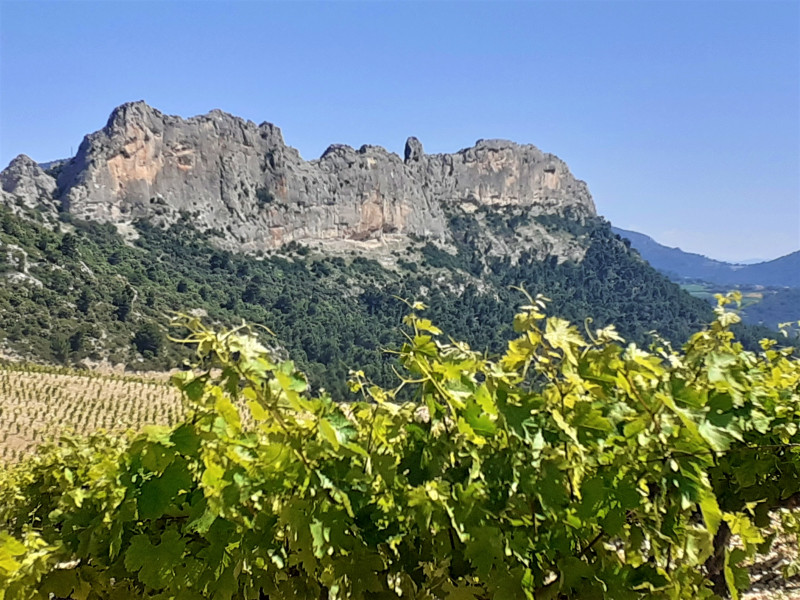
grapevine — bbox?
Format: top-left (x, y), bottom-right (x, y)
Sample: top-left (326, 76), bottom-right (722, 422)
top-left (0, 293), bottom-right (798, 599)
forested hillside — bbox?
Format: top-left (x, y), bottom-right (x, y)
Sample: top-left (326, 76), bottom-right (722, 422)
top-left (1, 203), bottom-right (778, 397)
top-left (611, 227), bottom-right (800, 331)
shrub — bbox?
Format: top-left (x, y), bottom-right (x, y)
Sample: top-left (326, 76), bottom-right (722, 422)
top-left (133, 322), bottom-right (164, 356)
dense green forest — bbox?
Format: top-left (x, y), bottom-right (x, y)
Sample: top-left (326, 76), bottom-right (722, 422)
top-left (0, 204), bottom-right (778, 396)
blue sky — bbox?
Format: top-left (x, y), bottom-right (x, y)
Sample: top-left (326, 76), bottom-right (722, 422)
top-left (1, 1), bottom-right (797, 262)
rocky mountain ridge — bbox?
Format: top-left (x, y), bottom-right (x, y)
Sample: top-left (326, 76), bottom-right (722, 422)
top-left (2, 101), bottom-right (595, 256)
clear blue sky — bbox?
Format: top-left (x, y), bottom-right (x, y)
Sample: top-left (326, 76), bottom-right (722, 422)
top-left (1, 0), bottom-right (797, 262)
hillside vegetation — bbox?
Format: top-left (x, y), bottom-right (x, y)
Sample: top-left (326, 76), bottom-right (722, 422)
top-left (2, 203), bottom-right (780, 397)
top-left (1, 295), bottom-right (798, 599)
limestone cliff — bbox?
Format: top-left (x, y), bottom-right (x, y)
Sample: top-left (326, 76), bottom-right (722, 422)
top-left (0, 155), bottom-right (60, 221)
top-left (2, 101), bottom-right (596, 255)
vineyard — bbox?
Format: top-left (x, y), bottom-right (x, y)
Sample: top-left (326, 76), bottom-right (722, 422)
top-left (0, 364), bottom-right (183, 463)
top-left (1, 297), bottom-right (799, 599)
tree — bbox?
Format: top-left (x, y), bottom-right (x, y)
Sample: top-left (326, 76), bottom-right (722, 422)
top-left (76, 289), bottom-right (93, 315)
top-left (133, 322), bottom-right (163, 356)
top-left (49, 333), bottom-right (70, 363)
top-left (111, 286), bottom-right (134, 321)
top-left (59, 233), bottom-right (79, 258)
top-left (69, 328), bottom-right (87, 353)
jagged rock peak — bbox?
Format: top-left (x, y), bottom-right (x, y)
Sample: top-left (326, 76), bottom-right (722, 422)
top-left (102, 101), bottom-right (286, 145)
top-left (105, 100), bottom-right (159, 129)
top-left (1, 154), bottom-right (55, 194)
top-left (0, 154), bottom-right (59, 218)
top-left (4, 154), bottom-right (40, 171)
top-left (320, 143), bottom-right (356, 159)
top-left (3, 101), bottom-right (598, 254)
top-left (404, 137), bottom-right (423, 163)
top-left (475, 138), bottom-right (514, 148)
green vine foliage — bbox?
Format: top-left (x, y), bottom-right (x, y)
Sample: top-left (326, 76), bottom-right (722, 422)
top-left (1, 293), bottom-right (799, 599)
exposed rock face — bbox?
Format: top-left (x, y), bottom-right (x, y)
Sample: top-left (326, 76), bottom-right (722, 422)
top-left (2, 101), bottom-right (597, 253)
top-left (0, 155), bottom-right (60, 219)
top-left (404, 137), bottom-right (424, 163)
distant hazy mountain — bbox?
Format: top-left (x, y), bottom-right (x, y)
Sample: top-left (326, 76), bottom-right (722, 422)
top-left (612, 227), bottom-right (800, 288)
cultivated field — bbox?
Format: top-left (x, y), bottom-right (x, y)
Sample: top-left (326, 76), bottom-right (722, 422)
top-left (0, 363), bottom-right (184, 463)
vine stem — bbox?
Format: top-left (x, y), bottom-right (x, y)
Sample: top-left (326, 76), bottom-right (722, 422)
top-left (578, 529), bottom-right (604, 558)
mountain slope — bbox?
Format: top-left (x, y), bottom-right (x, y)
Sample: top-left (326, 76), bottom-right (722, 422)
top-left (0, 102), bottom-right (781, 390)
top-left (612, 227), bottom-right (800, 288)
top-left (0, 202), bottom-right (724, 395)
